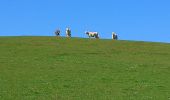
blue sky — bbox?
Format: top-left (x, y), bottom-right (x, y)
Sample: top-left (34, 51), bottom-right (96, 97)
top-left (0, 0), bottom-right (170, 43)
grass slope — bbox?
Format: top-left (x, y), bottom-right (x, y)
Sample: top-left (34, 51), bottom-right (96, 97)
top-left (0, 36), bottom-right (170, 100)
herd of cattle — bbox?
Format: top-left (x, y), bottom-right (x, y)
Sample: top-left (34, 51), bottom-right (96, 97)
top-left (55, 28), bottom-right (118, 40)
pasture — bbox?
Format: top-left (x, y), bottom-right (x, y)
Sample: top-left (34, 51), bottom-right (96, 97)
top-left (0, 36), bottom-right (170, 100)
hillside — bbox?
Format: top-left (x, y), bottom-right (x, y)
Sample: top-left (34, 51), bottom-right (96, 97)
top-left (0, 36), bottom-right (170, 100)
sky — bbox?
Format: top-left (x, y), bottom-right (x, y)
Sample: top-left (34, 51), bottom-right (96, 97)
top-left (0, 0), bottom-right (170, 43)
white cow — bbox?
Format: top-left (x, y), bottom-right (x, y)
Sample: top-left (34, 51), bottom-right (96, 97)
top-left (66, 28), bottom-right (71, 38)
top-left (112, 32), bottom-right (118, 40)
top-left (85, 31), bottom-right (99, 39)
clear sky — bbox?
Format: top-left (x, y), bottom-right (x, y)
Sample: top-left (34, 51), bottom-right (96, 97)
top-left (0, 0), bottom-right (170, 43)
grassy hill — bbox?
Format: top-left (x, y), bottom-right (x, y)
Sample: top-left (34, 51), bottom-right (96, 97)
top-left (0, 36), bottom-right (170, 100)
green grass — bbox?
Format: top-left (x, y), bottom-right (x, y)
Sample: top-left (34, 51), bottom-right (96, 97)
top-left (0, 36), bottom-right (170, 100)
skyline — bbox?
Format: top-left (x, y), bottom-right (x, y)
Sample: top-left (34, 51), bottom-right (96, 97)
top-left (0, 0), bottom-right (170, 43)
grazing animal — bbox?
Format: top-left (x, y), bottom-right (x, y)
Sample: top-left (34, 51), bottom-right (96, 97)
top-left (66, 28), bottom-right (71, 38)
top-left (85, 31), bottom-right (99, 39)
top-left (112, 32), bottom-right (118, 40)
top-left (55, 29), bottom-right (60, 37)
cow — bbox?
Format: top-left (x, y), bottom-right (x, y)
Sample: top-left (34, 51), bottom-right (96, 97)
top-left (55, 29), bottom-right (60, 37)
top-left (66, 28), bottom-right (71, 38)
top-left (85, 31), bottom-right (99, 39)
top-left (112, 32), bottom-right (118, 40)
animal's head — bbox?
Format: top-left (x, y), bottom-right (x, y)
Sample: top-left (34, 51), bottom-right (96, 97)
top-left (66, 28), bottom-right (70, 31)
top-left (112, 32), bottom-right (115, 35)
top-left (85, 31), bottom-right (89, 35)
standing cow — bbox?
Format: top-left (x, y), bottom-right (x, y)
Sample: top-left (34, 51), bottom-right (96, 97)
top-left (112, 32), bottom-right (118, 40)
top-left (55, 29), bottom-right (60, 37)
top-left (85, 31), bottom-right (99, 39)
top-left (66, 28), bottom-right (71, 38)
